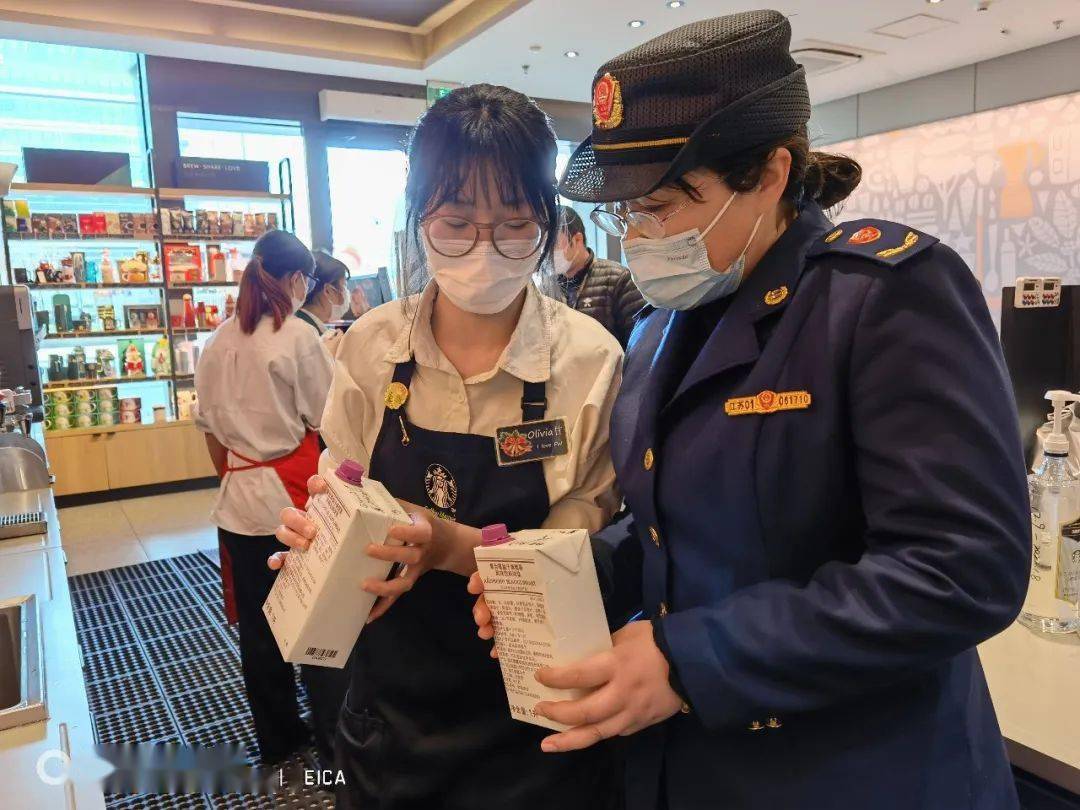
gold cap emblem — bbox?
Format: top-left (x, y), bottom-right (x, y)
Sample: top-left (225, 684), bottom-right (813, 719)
top-left (824, 228), bottom-right (843, 243)
top-left (384, 381), bottom-right (409, 410)
top-left (593, 73), bottom-right (624, 130)
top-left (764, 286), bottom-right (789, 306)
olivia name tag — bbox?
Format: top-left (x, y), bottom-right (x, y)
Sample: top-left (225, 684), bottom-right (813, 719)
top-left (725, 390), bottom-right (812, 417)
top-left (494, 418), bottom-right (569, 466)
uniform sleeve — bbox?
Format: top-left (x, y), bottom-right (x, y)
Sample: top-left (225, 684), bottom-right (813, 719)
top-left (591, 512), bottom-right (645, 631)
top-left (542, 350), bottom-right (624, 534)
top-left (658, 246), bottom-right (1031, 729)
top-left (318, 329), bottom-right (378, 470)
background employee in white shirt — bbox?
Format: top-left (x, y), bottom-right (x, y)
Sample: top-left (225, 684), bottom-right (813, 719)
top-left (194, 230), bottom-right (333, 765)
top-left (297, 250), bottom-right (350, 336)
top-left (271, 84), bottom-right (624, 809)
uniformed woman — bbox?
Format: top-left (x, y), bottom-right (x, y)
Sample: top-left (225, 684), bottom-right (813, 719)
top-left (271, 84), bottom-right (624, 809)
top-left (194, 230), bottom-right (333, 764)
top-left (470, 12), bottom-right (1031, 810)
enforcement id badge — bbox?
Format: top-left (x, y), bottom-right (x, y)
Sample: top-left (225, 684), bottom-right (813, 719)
top-left (494, 418), bottom-right (569, 467)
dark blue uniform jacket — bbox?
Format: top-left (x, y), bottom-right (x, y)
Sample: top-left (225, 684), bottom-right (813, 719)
top-left (597, 202), bottom-right (1031, 810)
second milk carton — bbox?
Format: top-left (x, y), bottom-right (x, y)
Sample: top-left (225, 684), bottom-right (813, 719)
top-left (473, 525), bottom-right (612, 730)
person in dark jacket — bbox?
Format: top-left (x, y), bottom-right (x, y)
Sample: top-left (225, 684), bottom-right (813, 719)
top-left (555, 205), bottom-right (646, 347)
top-left (471, 11), bottom-right (1031, 810)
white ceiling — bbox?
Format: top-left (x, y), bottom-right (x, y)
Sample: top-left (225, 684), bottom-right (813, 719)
top-left (404, 0), bottom-right (1080, 103)
top-left (2, 0), bottom-right (1077, 105)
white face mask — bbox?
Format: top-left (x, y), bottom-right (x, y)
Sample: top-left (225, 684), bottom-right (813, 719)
top-left (423, 234), bottom-right (536, 315)
top-left (623, 191), bottom-right (762, 311)
top-left (327, 285), bottom-right (350, 321)
top-left (290, 274), bottom-right (308, 314)
top-left (554, 242), bottom-right (574, 276)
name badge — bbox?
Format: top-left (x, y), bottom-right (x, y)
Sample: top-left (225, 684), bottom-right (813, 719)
top-left (494, 418), bottom-right (569, 466)
top-left (725, 389), bottom-right (812, 416)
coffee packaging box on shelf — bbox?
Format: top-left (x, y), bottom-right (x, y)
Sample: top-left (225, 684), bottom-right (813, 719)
top-left (60, 214), bottom-right (79, 237)
top-left (196, 210), bottom-right (210, 235)
top-left (263, 459), bottom-right (411, 668)
top-left (31, 215), bottom-right (48, 238)
top-left (105, 213), bottom-right (122, 236)
top-left (2, 200), bottom-right (16, 233)
top-left (473, 527), bottom-right (612, 731)
top-left (93, 213), bottom-right (107, 234)
top-left (232, 211), bottom-right (244, 237)
top-left (243, 213), bottom-right (256, 236)
top-left (218, 212), bottom-right (233, 235)
top-left (119, 213), bottom-right (134, 236)
top-left (159, 210), bottom-right (172, 236)
top-left (77, 214), bottom-right (95, 236)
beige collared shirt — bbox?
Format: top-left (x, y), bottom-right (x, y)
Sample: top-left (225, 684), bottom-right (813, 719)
top-left (320, 281), bottom-right (623, 532)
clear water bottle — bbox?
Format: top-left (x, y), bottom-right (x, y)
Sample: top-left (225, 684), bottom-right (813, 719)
top-left (1018, 391), bottom-right (1080, 635)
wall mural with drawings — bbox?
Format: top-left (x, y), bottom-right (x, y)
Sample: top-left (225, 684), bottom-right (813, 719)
top-left (828, 89), bottom-right (1080, 325)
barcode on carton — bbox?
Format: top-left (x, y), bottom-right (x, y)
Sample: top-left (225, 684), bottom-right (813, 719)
top-left (304, 646), bottom-right (339, 661)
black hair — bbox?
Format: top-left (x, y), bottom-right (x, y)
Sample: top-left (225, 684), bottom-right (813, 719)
top-left (675, 129), bottom-right (862, 211)
top-left (305, 250), bottom-right (350, 306)
top-left (237, 230), bottom-right (314, 334)
top-left (559, 205), bottom-right (587, 244)
top-left (402, 83), bottom-right (559, 295)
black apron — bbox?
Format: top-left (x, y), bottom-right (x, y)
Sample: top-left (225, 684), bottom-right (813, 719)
top-left (335, 358), bottom-right (621, 810)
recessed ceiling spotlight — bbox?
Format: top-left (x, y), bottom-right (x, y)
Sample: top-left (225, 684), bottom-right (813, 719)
top-left (565, 50), bottom-right (580, 58)
top-left (529, 44), bottom-right (542, 53)
top-left (667, 1), bottom-right (686, 8)
top-left (925, 0), bottom-right (943, 4)
top-left (628, 19), bottom-right (646, 28)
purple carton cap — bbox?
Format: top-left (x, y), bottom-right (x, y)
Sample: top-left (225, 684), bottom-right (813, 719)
top-left (335, 459), bottom-right (365, 486)
top-left (480, 523), bottom-right (511, 546)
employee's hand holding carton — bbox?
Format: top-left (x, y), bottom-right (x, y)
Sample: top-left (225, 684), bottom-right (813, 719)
top-left (269, 472), bottom-right (481, 620)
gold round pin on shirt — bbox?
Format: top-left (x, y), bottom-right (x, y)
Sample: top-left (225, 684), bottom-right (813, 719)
top-left (764, 286), bottom-right (789, 306)
top-left (384, 382), bottom-right (409, 410)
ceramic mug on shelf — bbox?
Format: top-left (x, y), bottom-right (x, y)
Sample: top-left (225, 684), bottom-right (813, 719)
top-left (119, 397), bottom-right (142, 411)
top-left (75, 399), bottom-right (97, 415)
top-left (119, 409), bottom-right (141, 424)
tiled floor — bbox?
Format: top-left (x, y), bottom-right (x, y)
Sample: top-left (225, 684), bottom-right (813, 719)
top-left (60, 488), bottom-right (220, 575)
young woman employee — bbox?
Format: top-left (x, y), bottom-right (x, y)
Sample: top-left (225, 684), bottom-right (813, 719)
top-left (473, 12), bottom-right (1030, 810)
top-left (194, 230), bottom-right (333, 764)
top-left (296, 250), bottom-right (350, 335)
top-left (272, 84), bottom-right (624, 809)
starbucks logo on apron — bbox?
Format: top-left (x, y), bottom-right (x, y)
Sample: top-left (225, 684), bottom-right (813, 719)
top-left (425, 464), bottom-right (458, 510)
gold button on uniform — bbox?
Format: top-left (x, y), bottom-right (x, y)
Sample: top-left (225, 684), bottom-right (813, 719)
top-left (766, 716), bottom-right (782, 729)
top-left (643, 448), bottom-right (655, 470)
top-left (648, 526), bottom-right (660, 547)
top-left (748, 720), bottom-right (764, 732)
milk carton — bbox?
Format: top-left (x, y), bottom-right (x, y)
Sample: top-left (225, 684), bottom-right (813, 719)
top-left (263, 459), bottom-right (411, 668)
top-left (473, 525), bottom-right (612, 730)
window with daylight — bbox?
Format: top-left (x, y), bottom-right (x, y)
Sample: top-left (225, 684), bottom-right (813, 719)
top-left (0, 39), bottom-right (150, 185)
top-left (178, 114), bottom-right (312, 247)
top-left (556, 140), bottom-right (611, 261)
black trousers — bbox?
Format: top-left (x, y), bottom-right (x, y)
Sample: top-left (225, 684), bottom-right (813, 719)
top-left (218, 528), bottom-right (348, 764)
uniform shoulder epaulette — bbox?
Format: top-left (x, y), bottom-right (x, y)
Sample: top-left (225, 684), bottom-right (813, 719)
top-left (807, 219), bottom-right (938, 267)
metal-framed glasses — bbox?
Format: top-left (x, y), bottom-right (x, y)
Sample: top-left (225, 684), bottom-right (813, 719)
top-left (590, 178), bottom-right (723, 239)
top-left (423, 216), bottom-right (545, 259)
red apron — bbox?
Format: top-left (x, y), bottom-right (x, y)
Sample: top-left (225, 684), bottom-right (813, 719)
top-left (217, 430), bottom-right (321, 624)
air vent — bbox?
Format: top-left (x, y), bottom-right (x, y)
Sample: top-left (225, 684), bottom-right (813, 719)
top-left (872, 13), bottom-right (956, 40)
top-left (791, 47), bottom-right (862, 76)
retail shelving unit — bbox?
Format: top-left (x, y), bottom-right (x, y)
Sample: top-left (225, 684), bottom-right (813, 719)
top-left (1, 162), bottom-right (294, 495)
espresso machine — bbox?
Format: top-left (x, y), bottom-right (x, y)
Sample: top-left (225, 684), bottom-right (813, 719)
top-left (0, 285), bottom-right (50, 497)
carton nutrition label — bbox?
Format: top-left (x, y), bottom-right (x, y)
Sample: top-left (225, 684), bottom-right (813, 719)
top-left (478, 556), bottom-right (556, 720)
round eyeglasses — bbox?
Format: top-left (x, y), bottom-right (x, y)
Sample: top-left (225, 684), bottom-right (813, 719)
top-left (423, 216), bottom-right (545, 260)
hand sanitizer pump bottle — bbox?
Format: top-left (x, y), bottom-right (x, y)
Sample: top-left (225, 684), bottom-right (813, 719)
top-left (1019, 390), bottom-right (1080, 635)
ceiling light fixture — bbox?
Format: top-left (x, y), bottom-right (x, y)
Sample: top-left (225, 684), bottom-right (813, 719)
top-left (667, 1), bottom-right (686, 8)
top-left (925, 0), bottom-right (943, 4)
top-left (565, 50), bottom-right (579, 58)
top-left (629, 19), bottom-right (646, 28)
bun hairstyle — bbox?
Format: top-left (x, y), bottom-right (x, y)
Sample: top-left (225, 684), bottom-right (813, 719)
top-left (678, 129), bottom-right (862, 210)
top-left (237, 230), bottom-right (314, 334)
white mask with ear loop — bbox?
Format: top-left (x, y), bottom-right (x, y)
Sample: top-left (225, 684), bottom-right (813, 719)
top-left (622, 191), bottom-right (763, 311)
top-left (327, 285), bottom-right (350, 321)
top-left (290, 273), bottom-right (309, 314)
